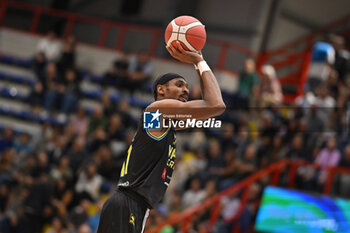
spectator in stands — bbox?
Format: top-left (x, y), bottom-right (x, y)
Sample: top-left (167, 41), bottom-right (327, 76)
top-left (51, 177), bottom-right (73, 217)
top-left (100, 92), bottom-right (115, 117)
top-left (77, 223), bottom-right (92, 233)
top-left (206, 139), bottom-right (225, 180)
top-left (43, 63), bottom-right (60, 113)
top-left (116, 98), bottom-right (135, 129)
top-left (32, 52), bottom-right (47, 80)
top-left (102, 52), bottom-right (130, 87)
top-left (57, 35), bottom-right (76, 75)
top-left (330, 35), bottom-right (350, 84)
top-left (28, 82), bottom-right (45, 112)
top-left (234, 58), bottom-right (260, 109)
top-left (59, 68), bottom-right (80, 114)
top-left (315, 136), bottom-right (341, 184)
top-left (14, 133), bottom-right (33, 158)
top-left (307, 41), bottom-right (335, 92)
top-left (68, 199), bottom-right (90, 228)
top-left (95, 144), bottom-right (118, 183)
top-left (285, 134), bottom-right (307, 161)
top-left (182, 178), bottom-right (206, 208)
top-left (45, 217), bottom-right (65, 233)
top-left (124, 53), bottom-right (153, 93)
top-left (87, 105), bottom-right (108, 135)
top-left (75, 163), bottom-right (103, 201)
top-left (36, 31), bottom-right (61, 62)
top-left (69, 107), bottom-right (89, 136)
top-left (67, 137), bottom-right (88, 173)
top-left (219, 123), bottom-right (237, 152)
top-left (235, 144), bottom-right (258, 179)
top-left (50, 156), bottom-right (73, 181)
top-left (0, 128), bottom-right (14, 153)
top-left (259, 65), bottom-right (282, 107)
top-left (216, 148), bottom-right (237, 191)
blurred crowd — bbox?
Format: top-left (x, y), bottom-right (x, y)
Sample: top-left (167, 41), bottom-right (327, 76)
top-left (0, 30), bottom-right (350, 233)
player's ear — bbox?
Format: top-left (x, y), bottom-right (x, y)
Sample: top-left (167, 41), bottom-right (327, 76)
top-left (157, 85), bottom-right (166, 96)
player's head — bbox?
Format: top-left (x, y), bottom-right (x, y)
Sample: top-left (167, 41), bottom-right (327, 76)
top-left (153, 73), bottom-right (189, 102)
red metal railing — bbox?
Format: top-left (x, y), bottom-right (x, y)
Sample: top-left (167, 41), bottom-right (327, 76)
top-left (0, 0), bottom-right (349, 101)
top-left (257, 13), bottom-right (350, 102)
top-left (0, 0), bottom-right (255, 70)
top-left (146, 160), bottom-right (350, 233)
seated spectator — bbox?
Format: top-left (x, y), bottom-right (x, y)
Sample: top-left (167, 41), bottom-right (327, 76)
top-left (285, 134), bottom-right (307, 161)
top-left (315, 136), bottom-right (341, 184)
top-left (70, 107), bottom-right (89, 136)
top-left (0, 128), bottom-right (14, 153)
top-left (107, 113), bottom-right (125, 142)
top-left (232, 58), bottom-right (260, 109)
top-left (67, 137), bottom-right (88, 173)
top-left (206, 139), bottom-right (225, 180)
top-left (102, 52), bottom-right (130, 87)
top-left (36, 31), bottom-right (61, 63)
top-left (59, 68), bottom-right (80, 114)
top-left (50, 156), bottom-right (73, 182)
top-left (14, 133), bottom-right (33, 158)
top-left (87, 105), bottom-right (108, 135)
top-left (43, 63), bottom-right (60, 113)
top-left (57, 35), bottom-right (76, 75)
top-left (100, 92), bottom-right (115, 117)
top-left (32, 52), bottom-right (47, 80)
top-left (182, 178), bottom-right (206, 208)
top-left (235, 144), bottom-right (258, 179)
top-left (28, 82), bottom-right (45, 112)
top-left (260, 65), bottom-right (282, 107)
top-left (44, 217), bottom-right (65, 233)
top-left (77, 223), bottom-right (92, 233)
top-left (116, 98), bottom-right (135, 129)
top-left (75, 163), bottom-right (103, 201)
top-left (68, 199), bottom-right (90, 228)
top-left (123, 53), bottom-right (153, 93)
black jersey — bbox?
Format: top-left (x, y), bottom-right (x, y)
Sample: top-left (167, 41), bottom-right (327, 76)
top-left (117, 122), bottom-right (176, 208)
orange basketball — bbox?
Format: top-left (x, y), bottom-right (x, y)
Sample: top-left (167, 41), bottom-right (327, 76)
top-left (165, 16), bottom-right (206, 52)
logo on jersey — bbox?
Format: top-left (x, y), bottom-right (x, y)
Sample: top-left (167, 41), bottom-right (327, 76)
top-left (129, 214), bottom-right (135, 226)
top-left (143, 110), bottom-right (161, 129)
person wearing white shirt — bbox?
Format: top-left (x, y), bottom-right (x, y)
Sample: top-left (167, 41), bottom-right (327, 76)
top-left (36, 31), bottom-right (62, 62)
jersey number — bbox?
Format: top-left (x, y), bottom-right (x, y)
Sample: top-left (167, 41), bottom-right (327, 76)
top-left (120, 145), bottom-right (132, 177)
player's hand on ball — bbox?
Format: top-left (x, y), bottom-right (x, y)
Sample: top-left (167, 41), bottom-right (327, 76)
top-left (166, 41), bottom-right (204, 65)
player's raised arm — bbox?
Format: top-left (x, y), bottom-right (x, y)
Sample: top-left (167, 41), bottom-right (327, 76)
top-left (148, 42), bottom-right (225, 120)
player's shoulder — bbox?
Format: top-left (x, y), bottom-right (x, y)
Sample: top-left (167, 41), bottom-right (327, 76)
top-left (146, 99), bottom-right (181, 111)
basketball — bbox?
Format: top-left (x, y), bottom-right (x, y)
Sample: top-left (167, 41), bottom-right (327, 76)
top-left (165, 15), bottom-right (206, 52)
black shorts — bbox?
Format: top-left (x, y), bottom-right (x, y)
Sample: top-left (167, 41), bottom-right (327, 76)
top-left (97, 189), bottom-right (150, 233)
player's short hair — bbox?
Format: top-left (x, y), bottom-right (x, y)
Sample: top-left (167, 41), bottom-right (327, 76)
top-left (152, 73), bottom-right (185, 100)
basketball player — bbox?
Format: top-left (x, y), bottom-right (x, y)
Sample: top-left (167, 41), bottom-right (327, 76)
top-left (96, 42), bottom-right (225, 233)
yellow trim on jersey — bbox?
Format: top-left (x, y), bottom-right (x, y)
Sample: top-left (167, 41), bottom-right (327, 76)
top-left (146, 127), bottom-right (170, 139)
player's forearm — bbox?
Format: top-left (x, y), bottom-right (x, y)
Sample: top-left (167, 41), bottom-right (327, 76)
top-left (197, 63), bottom-right (226, 113)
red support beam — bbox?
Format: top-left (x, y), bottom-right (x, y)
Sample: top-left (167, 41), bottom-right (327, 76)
top-left (115, 25), bottom-right (127, 51)
top-left (64, 15), bottom-right (76, 37)
top-left (30, 7), bottom-right (41, 34)
top-left (323, 167), bottom-right (336, 195)
top-left (149, 30), bottom-right (161, 57)
top-left (0, 0), bottom-right (8, 26)
top-left (181, 215), bottom-right (193, 233)
top-left (288, 163), bottom-right (298, 189)
top-left (217, 43), bottom-right (229, 69)
top-left (208, 199), bottom-right (221, 231)
top-left (98, 22), bottom-right (110, 47)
